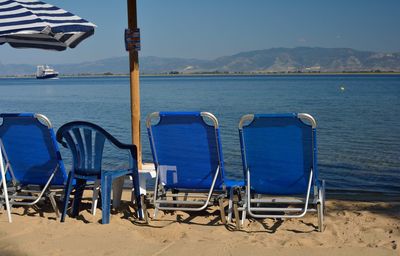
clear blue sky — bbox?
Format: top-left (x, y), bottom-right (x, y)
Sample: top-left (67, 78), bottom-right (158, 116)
top-left (1, 0), bottom-right (399, 64)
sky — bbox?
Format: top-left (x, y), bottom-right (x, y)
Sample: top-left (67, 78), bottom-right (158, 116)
top-left (1, 0), bottom-right (400, 64)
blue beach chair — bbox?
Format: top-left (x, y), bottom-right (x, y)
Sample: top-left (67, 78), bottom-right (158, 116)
top-left (235, 113), bottom-right (325, 231)
top-left (0, 113), bottom-right (67, 219)
top-left (146, 112), bottom-right (239, 222)
top-left (56, 121), bottom-right (143, 224)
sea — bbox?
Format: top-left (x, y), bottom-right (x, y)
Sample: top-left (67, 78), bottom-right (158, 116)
top-left (0, 75), bottom-right (399, 195)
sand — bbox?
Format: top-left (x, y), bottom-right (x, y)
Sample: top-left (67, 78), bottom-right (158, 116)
top-left (0, 191), bottom-right (399, 256)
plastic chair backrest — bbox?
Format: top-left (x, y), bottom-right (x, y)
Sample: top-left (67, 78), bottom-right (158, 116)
top-left (0, 113), bottom-right (67, 186)
top-left (56, 122), bottom-right (111, 176)
top-left (147, 112), bottom-right (225, 190)
top-left (240, 113), bottom-right (316, 195)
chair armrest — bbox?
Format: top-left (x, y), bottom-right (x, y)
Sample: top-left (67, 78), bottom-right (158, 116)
top-left (107, 137), bottom-right (138, 163)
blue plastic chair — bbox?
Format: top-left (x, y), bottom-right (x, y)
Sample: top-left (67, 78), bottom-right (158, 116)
top-left (235, 113), bottom-right (325, 231)
top-left (147, 111), bottom-right (241, 222)
top-left (0, 113), bottom-right (67, 219)
top-left (56, 121), bottom-right (143, 224)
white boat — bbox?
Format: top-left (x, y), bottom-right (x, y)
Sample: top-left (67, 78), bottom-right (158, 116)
top-left (36, 65), bottom-right (59, 79)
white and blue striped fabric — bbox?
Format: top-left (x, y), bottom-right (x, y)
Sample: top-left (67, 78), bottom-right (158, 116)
top-left (0, 0), bottom-right (95, 51)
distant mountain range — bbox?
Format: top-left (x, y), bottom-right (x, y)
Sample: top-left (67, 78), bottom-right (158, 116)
top-left (1, 47), bottom-right (400, 76)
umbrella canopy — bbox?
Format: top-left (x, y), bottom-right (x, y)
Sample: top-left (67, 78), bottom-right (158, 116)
top-left (0, 0), bottom-right (95, 51)
top-left (0, 0), bottom-right (95, 224)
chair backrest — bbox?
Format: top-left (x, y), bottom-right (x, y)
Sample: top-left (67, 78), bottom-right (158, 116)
top-left (56, 121), bottom-right (116, 176)
top-left (147, 112), bottom-right (225, 190)
top-left (0, 113), bottom-right (67, 186)
top-left (239, 113), bottom-right (317, 195)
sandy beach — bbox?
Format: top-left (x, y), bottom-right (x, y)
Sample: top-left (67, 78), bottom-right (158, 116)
top-left (0, 190), bottom-right (399, 256)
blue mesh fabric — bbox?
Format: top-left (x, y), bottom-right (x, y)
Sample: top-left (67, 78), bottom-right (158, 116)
top-left (0, 114), bottom-right (66, 186)
top-left (241, 114), bottom-right (313, 195)
top-left (149, 112), bottom-right (224, 190)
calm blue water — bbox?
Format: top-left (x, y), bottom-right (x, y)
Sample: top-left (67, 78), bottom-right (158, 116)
top-left (0, 75), bottom-right (399, 194)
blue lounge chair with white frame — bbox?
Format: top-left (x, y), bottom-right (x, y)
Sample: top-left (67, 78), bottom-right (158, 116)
top-left (56, 121), bottom-right (143, 224)
top-left (146, 112), bottom-right (240, 222)
top-left (0, 113), bottom-right (67, 221)
top-left (233, 113), bottom-right (325, 231)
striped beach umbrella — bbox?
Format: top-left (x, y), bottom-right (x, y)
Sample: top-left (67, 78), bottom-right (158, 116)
top-left (0, 0), bottom-right (95, 51)
top-left (0, 0), bottom-right (95, 224)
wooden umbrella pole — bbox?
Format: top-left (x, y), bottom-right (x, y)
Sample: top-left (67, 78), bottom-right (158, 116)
top-left (127, 0), bottom-right (142, 169)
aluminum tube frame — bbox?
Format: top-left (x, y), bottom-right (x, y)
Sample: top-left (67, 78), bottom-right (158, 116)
top-left (246, 168), bottom-right (314, 219)
top-left (6, 165), bottom-right (59, 207)
top-left (0, 142), bottom-right (12, 223)
top-left (154, 166), bottom-right (221, 212)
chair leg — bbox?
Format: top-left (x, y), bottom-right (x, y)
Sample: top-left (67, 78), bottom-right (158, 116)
top-left (140, 194), bottom-right (148, 223)
top-left (227, 188), bottom-right (234, 222)
top-left (71, 179), bottom-right (86, 217)
top-left (317, 183), bottom-right (325, 232)
top-left (152, 184), bottom-right (162, 220)
top-left (153, 205), bottom-right (159, 219)
top-left (1, 160), bottom-right (12, 223)
top-left (91, 179), bottom-right (100, 216)
top-left (232, 189), bottom-right (241, 229)
top-left (48, 191), bottom-right (60, 219)
top-left (241, 207), bottom-right (247, 226)
top-left (218, 197), bottom-right (227, 224)
top-left (101, 173), bottom-right (112, 224)
top-left (317, 202), bottom-right (324, 232)
top-left (131, 170), bottom-right (143, 220)
top-left (61, 172), bottom-right (74, 222)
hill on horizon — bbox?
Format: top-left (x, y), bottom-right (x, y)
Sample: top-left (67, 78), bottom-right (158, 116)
top-left (1, 47), bottom-right (400, 76)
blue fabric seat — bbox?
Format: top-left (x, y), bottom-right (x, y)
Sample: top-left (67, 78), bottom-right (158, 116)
top-left (146, 111), bottom-right (237, 222)
top-left (234, 113), bottom-right (325, 231)
top-left (0, 113), bottom-right (67, 220)
top-left (56, 121), bottom-right (142, 224)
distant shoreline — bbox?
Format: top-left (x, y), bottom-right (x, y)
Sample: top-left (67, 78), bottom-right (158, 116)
top-left (1, 72), bottom-right (400, 79)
